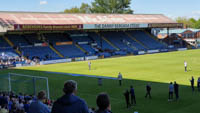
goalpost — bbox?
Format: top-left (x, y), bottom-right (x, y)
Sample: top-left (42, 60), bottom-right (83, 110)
top-left (7, 73), bottom-right (50, 99)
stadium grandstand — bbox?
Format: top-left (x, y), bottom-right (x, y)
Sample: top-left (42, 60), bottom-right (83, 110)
top-left (0, 11), bottom-right (184, 68)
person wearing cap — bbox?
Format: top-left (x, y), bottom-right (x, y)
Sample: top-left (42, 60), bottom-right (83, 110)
top-left (51, 80), bottom-right (89, 113)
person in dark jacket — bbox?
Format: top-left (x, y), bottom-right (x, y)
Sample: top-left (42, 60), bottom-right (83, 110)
top-left (145, 83), bottom-right (152, 99)
top-left (51, 80), bottom-right (89, 113)
top-left (0, 93), bottom-right (8, 107)
top-left (130, 86), bottom-right (136, 105)
top-left (197, 77), bottom-right (200, 91)
top-left (174, 81), bottom-right (179, 100)
top-left (190, 76), bottom-right (194, 92)
top-left (124, 89), bottom-right (130, 108)
top-left (95, 93), bottom-right (112, 113)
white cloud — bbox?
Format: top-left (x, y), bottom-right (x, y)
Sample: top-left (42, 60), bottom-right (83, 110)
top-left (192, 11), bottom-right (200, 15)
top-left (40, 1), bottom-right (48, 5)
top-left (189, 11), bottom-right (200, 19)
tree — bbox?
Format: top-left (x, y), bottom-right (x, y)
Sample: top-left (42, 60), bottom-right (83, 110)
top-left (176, 17), bottom-right (192, 28)
top-left (90, 0), bottom-right (133, 14)
top-left (189, 18), bottom-right (197, 28)
top-left (195, 19), bottom-right (200, 29)
top-left (176, 17), bottom-right (200, 29)
top-left (64, 3), bottom-right (91, 13)
top-left (64, 7), bottom-right (81, 13)
top-left (79, 3), bottom-right (91, 13)
top-left (64, 0), bottom-right (133, 14)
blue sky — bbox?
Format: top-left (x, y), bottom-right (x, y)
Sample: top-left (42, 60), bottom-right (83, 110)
top-left (0, 0), bottom-right (200, 19)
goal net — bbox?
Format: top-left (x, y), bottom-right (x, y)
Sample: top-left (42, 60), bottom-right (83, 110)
top-left (0, 73), bottom-right (50, 99)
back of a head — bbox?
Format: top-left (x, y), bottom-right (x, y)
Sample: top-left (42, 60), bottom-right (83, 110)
top-left (96, 93), bottom-right (110, 111)
top-left (63, 80), bottom-right (77, 94)
top-left (37, 91), bottom-right (46, 100)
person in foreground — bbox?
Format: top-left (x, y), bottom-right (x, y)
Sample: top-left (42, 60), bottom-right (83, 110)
top-left (29, 91), bottom-right (51, 113)
top-left (95, 93), bottom-right (112, 113)
top-left (51, 80), bottom-right (89, 113)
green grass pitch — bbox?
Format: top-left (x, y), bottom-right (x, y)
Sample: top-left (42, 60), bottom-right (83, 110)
top-left (1, 49), bottom-right (200, 113)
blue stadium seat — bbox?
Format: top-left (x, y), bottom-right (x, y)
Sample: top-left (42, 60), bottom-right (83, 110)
top-left (87, 32), bottom-right (115, 50)
top-left (7, 34), bottom-right (29, 46)
top-left (21, 46), bottom-right (60, 60)
top-left (0, 36), bottom-right (10, 47)
top-left (128, 31), bottom-right (166, 50)
top-left (54, 45), bottom-right (85, 58)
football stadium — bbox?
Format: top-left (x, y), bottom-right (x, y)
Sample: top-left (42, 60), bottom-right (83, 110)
top-left (0, 9), bottom-right (200, 113)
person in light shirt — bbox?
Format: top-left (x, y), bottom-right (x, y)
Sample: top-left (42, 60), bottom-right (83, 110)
top-left (168, 82), bottom-right (174, 101)
top-left (118, 72), bottom-right (123, 86)
top-left (88, 61), bottom-right (91, 70)
top-left (184, 61), bottom-right (187, 72)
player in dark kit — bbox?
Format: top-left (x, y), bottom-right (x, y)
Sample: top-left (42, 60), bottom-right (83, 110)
top-left (130, 86), bottom-right (136, 105)
top-left (190, 76), bottom-right (194, 92)
top-left (197, 77), bottom-right (200, 91)
top-left (174, 81), bottom-right (179, 100)
top-left (124, 89), bottom-right (130, 108)
top-left (145, 83), bottom-right (152, 99)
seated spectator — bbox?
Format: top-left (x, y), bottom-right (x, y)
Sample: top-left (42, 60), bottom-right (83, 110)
top-left (0, 104), bottom-right (8, 113)
top-left (29, 91), bottom-right (50, 113)
top-left (51, 80), bottom-right (89, 113)
top-left (95, 93), bottom-right (112, 113)
top-left (88, 107), bottom-right (95, 113)
top-left (23, 100), bottom-right (30, 113)
top-left (0, 94), bottom-right (8, 107)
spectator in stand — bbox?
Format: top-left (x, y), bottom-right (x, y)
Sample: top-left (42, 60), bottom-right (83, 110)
top-left (118, 72), bottom-right (122, 86)
top-left (168, 82), bottom-right (174, 101)
top-left (23, 100), bottom-right (30, 113)
top-left (190, 76), bottom-right (195, 92)
top-left (124, 89), bottom-right (130, 108)
top-left (0, 104), bottom-right (8, 113)
top-left (51, 80), bottom-right (89, 113)
top-left (145, 83), bottom-right (152, 99)
top-left (95, 93), bottom-right (112, 113)
top-left (29, 91), bottom-right (50, 113)
top-left (0, 94), bottom-right (8, 107)
top-left (89, 107), bottom-right (95, 113)
top-left (174, 81), bottom-right (179, 100)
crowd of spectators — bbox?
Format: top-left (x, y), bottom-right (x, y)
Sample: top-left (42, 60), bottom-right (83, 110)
top-left (0, 80), bottom-right (112, 113)
top-left (0, 91), bottom-right (53, 113)
top-left (0, 52), bottom-right (35, 69)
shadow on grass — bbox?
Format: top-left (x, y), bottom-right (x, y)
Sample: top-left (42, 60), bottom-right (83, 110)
top-left (0, 69), bottom-right (200, 113)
